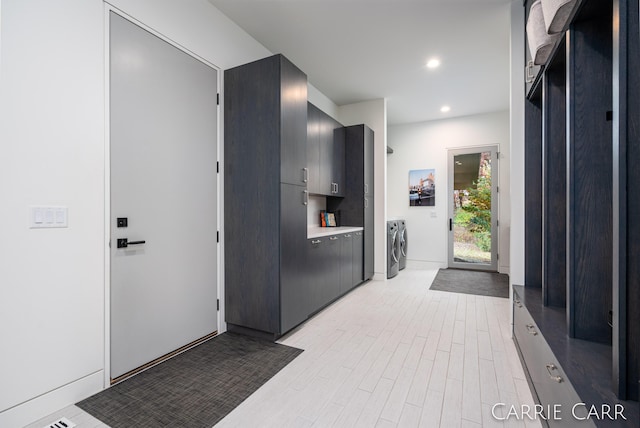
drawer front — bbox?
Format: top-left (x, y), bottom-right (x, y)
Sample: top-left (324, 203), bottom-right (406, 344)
top-left (513, 298), bottom-right (593, 427)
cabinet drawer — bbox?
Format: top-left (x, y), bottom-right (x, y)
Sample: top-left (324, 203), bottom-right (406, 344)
top-left (513, 297), bottom-right (592, 426)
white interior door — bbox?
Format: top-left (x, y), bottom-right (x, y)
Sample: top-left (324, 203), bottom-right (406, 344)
top-left (447, 146), bottom-right (499, 271)
top-left (110, 12), bottom-right (218, 380)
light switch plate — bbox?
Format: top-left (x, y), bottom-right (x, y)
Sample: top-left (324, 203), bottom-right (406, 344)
top-left (30, 206), bottom-right (68, 228)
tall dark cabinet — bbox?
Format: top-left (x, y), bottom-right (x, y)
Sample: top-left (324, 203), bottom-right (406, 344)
top-left (224, 54), bottom-right (309, 338)
top-left (518, 0), bottom-right (639, 423)
top-left (328, 124), bottom-right (374, 281)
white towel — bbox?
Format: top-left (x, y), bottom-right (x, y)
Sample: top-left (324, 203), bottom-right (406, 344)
top-left (527, 0), bottom-right (561, 65)
top-left (541, 0), bottom-right (577, 34)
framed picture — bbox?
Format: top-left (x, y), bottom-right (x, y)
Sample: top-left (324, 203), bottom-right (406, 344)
top-left (409, 169), bottom-right (435, 206)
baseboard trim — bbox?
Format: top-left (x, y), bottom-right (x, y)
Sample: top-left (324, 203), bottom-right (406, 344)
top-left (0, 370), bottom-right (104, 428)
top-left (406, 260), bottom-right (447, 270)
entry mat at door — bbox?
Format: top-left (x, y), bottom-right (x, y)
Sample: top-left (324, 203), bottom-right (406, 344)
top-left (429, 268), bottom-right (509, 298)
top-left (77, 333), bottom-right (302, 428)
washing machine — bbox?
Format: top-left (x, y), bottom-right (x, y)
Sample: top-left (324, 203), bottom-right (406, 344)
top-left (398, 219), bottom-right (408, 270)
top-left (387, 220), bottom-right (399, 279)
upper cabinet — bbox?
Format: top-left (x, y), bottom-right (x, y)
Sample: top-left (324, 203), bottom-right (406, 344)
top-left (226, 54), bottom-right (307, 187)
top-left (307, 102), bottom-right (345, 197)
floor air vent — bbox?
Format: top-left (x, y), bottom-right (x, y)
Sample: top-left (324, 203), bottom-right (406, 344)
top-left (42, 417), bottom-right (76, 428)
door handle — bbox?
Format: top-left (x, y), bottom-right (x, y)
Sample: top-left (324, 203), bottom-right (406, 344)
top-left (302, 168), bottom-right (308, 183)
top-left (117, 238), bottom-right (146, 249)
top-left (526, 324), bottom-right (538, 335)
top-left (449, 218), bottom-right (453, 231)
top-left (303, 190), bottom-right (308, 206)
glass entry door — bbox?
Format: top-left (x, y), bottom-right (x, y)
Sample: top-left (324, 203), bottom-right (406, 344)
top-left (447, 146), bottom-right (499, 271)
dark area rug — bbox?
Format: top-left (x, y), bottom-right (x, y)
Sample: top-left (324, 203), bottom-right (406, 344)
top-left (429, 268), bottom-right (509, 298)
top-left (77, 332), bottom-right (302, 428)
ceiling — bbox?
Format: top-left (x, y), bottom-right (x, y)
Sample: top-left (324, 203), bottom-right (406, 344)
top-left (208, 0), bottom-right (512, 125)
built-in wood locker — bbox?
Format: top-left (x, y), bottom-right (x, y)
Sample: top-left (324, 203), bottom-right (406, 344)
top-left (613, 0), bottom-right (640, 402)
top-left (224, 54), bottom-right (309, 338)
top-left (517, 0), bottom-right (639, 423)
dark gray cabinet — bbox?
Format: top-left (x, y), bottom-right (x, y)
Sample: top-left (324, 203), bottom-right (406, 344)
top-left (307, 102), bottom-right (344, 196)
top-left (328, 124), bottom-right (375, 281)
top-left (307, 236), bottom-right (340, 310)
top-left (339, 233), bottom-right (354, 294)
top-left (224, 54), bottom-right (308, 338)
top-left (281, 183), bottom-right (312, 333)
top-left (307, 232), bottom-right (362, 314)
top-left (307, 103), bottom-right (321, 194)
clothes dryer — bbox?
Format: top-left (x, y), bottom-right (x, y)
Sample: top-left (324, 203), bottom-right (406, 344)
top-left (398, 219), bottom-right (408, 270)
top-left (387, 220), bottom-right (399, 279)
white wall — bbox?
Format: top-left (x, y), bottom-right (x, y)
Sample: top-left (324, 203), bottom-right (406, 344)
top-left (509, 0), bottom-right (525, 286)
top-left (338, 99), bottom-right (388, 279)
top-left (0, 1), bottom-right (274, 426)
top-left (387, 111), bottom-right (511, 273)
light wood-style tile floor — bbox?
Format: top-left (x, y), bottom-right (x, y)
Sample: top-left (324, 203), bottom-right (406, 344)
top-left (27, 268), bottom-right (540, 428)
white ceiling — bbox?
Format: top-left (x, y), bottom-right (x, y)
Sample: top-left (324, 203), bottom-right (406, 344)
top-left (208, 0), bottom-right (512, 125)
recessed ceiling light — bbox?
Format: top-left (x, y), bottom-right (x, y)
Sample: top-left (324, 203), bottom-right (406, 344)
top-left (440, 105), bottom-right (451, 113)
top-left (426, 58), bottom-right (441, 69)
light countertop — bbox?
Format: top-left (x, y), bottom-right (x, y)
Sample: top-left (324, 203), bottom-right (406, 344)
top-left (307, 226), bottom-right (364, 239)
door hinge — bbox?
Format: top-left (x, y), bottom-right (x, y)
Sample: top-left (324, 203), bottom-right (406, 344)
top-left (217, 93), bottom-right (220, 105)
top-left (217, 161), bottom-right (219, 173)
top-left (497, 151), bottom-right (500, 159)
top-left (217, 299), bottom-right (220, 311)
top-left (217, 231), bottom-right (219, 242)
top-left (497, 253), bottom-right (500, 261)
top-left (496, 186), bottom-right (499, 193)
top-left (496, 220), bottom-right (499, 227)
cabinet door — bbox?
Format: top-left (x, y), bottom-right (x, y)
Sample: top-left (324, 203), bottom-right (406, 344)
top-left (307, 103), bottom-right (321, 194)
top-left (280, 56), bottom-right (308, 186)
top-left (364, 197), bottom-right (374, 281)
top-left (318, 113), bottom-right (333, 195)
top-left (324, 235), bottom-right (341, 305)
top-left (280, 183), bottom-right (310, 334)
top-left (352, 232), bottom-right (364, 286)
top-left (332, 121), bottom-right (345, 197)
top-left (339, 234), bottom-right (353, 294)
top-left (364, 125), bottom-right (374, 197)
top-left (307, 238), bottom-right (324, 313)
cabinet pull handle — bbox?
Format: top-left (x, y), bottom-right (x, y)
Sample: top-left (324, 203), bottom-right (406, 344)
top-left (335, 183), bottom-right (339, 194)
top-left (302, 168), bottom-right (308, 183)
top-left (356, 232), bottom-right (362, 236)
top-left (515, 299), bottom-right (523, 308)
top-left (526, 324), bottom-right (538, 336)
top-left (365, 198), bottom-right (369, 208)
top-left (525, 60), bottom-right (535, 83)
top-left (303, 190), bottom-right (308, 206)
top-left (545, 364), bottom-right (563, 383)
top-left (329, 236), bottom-right (338, 241)
top-left (364, 184), bottom-right (369, 194)
top-left (311, 239), bottom-right (321, 244)
top-left (344, 234), bottom-right (351, 238)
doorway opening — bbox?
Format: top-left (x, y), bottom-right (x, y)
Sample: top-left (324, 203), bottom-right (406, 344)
top-left (448, 146), bottom-right (499, 271)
